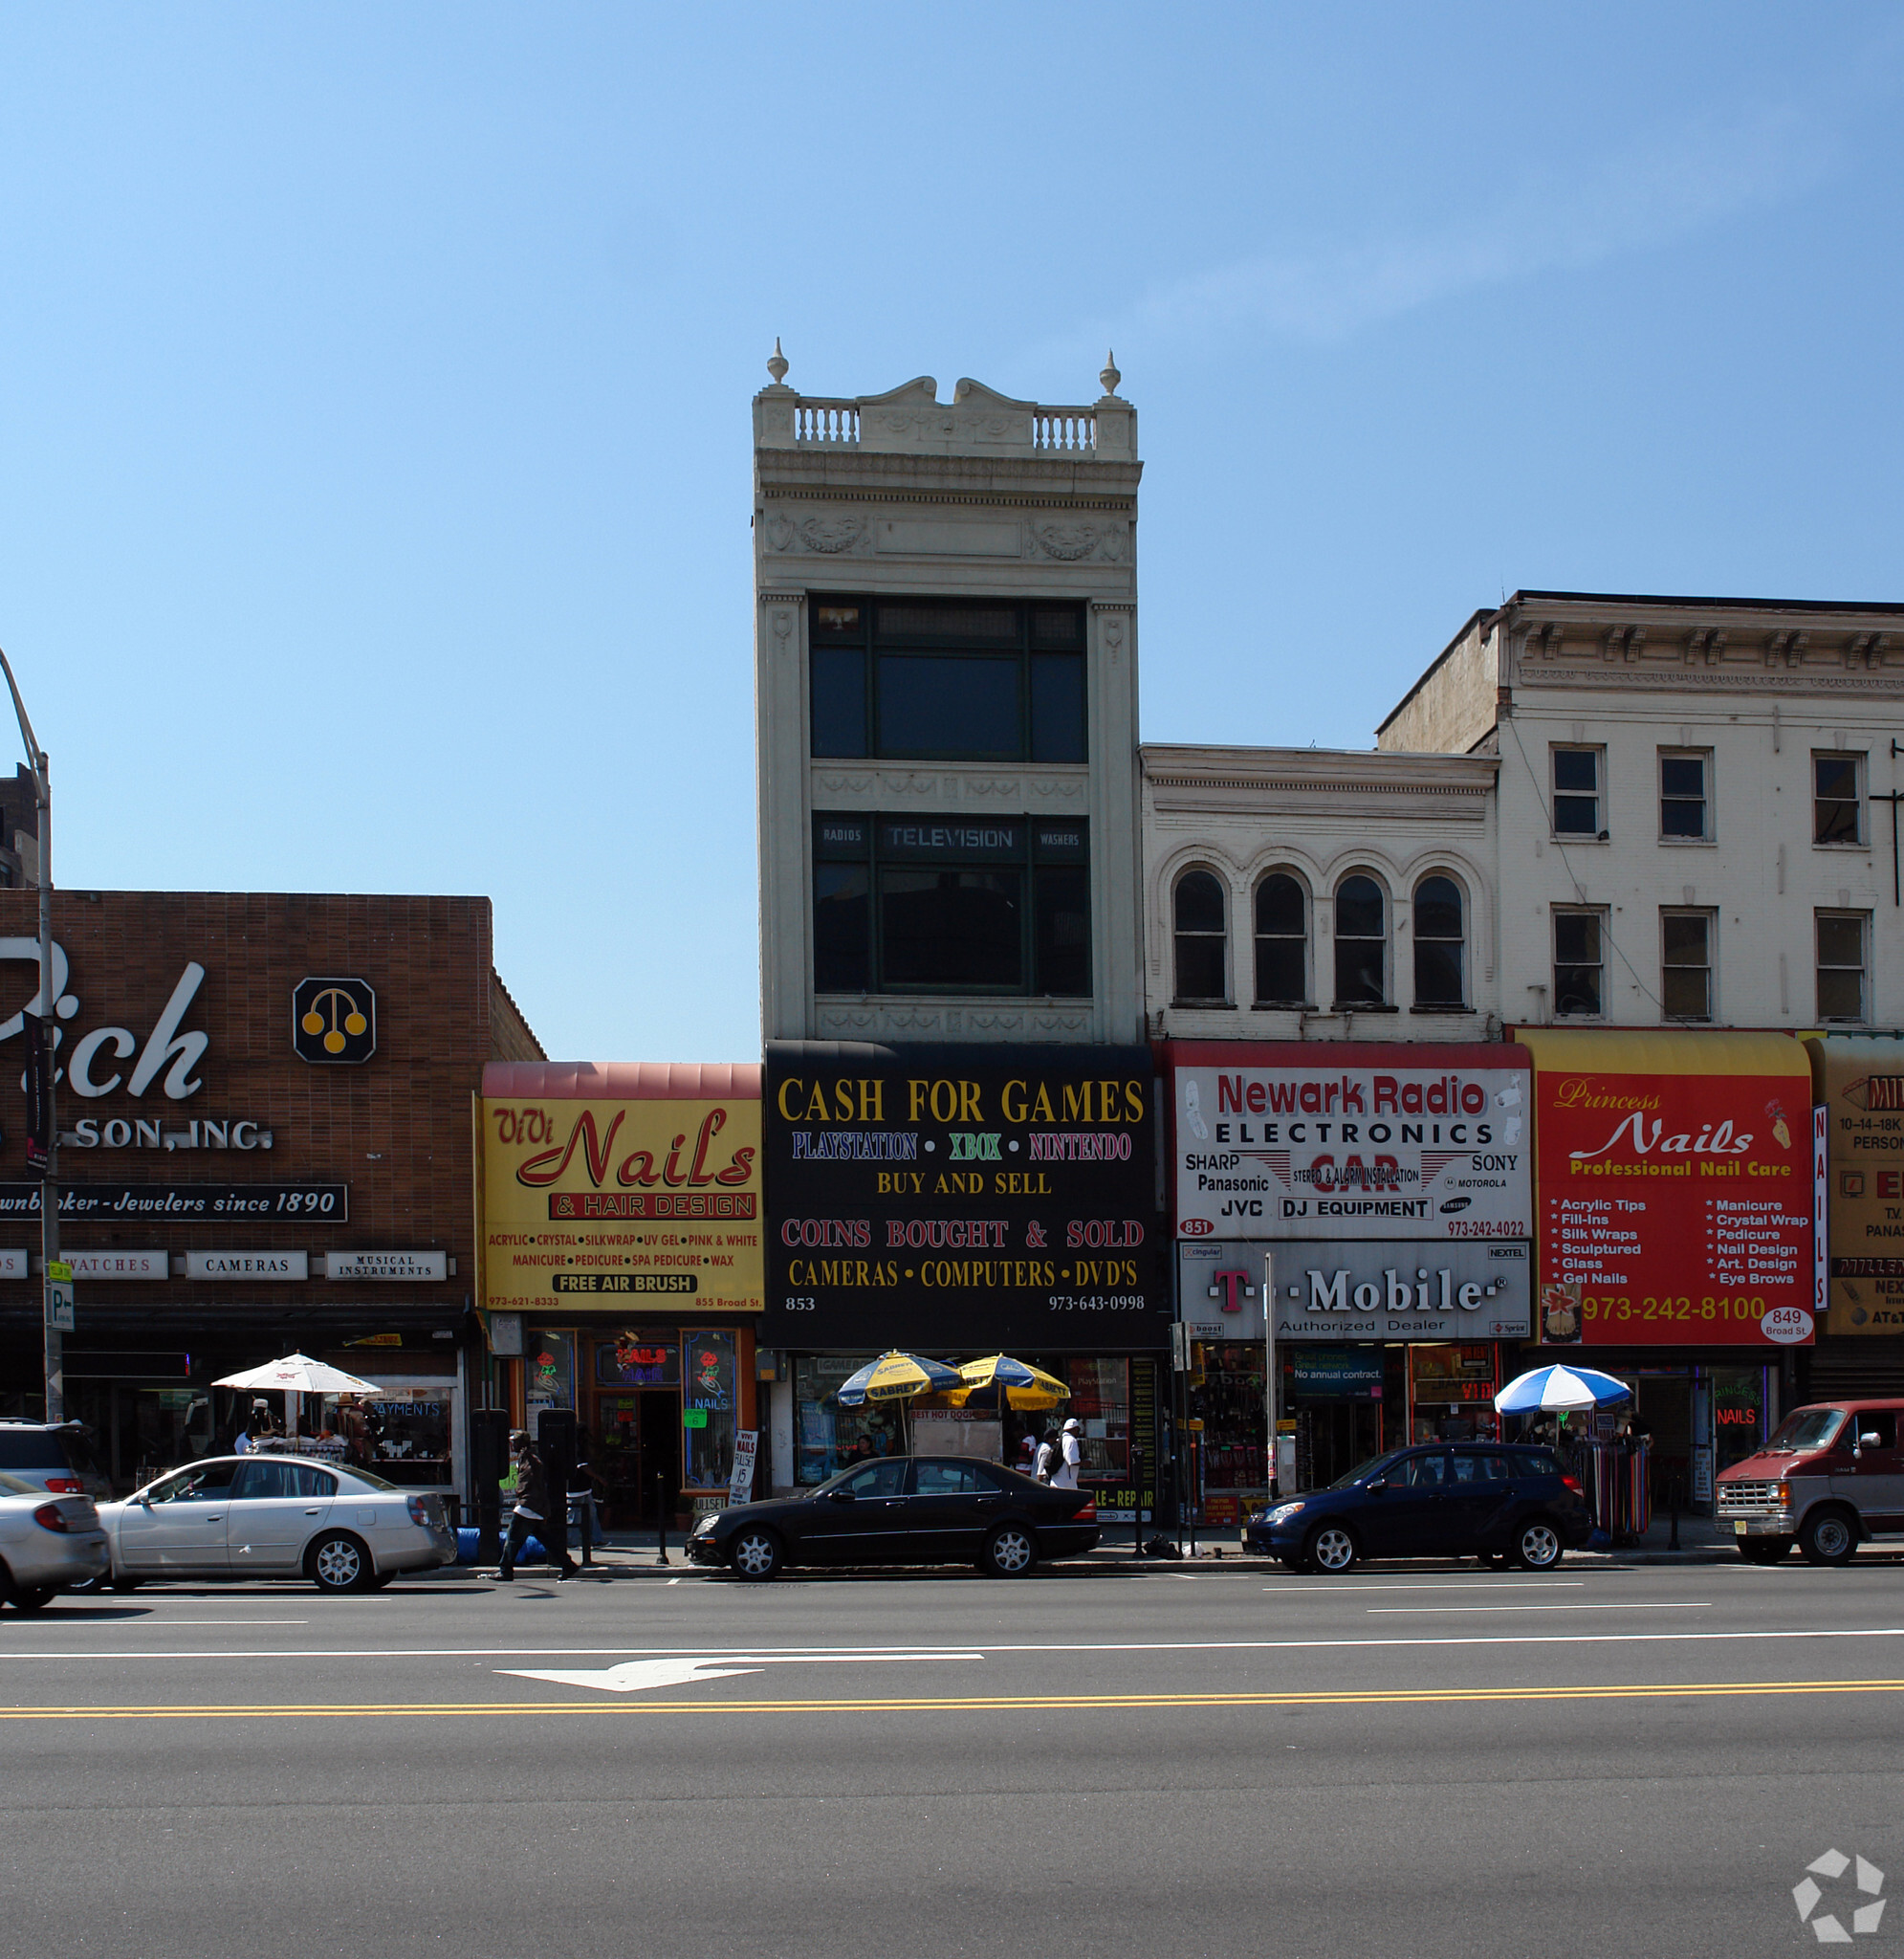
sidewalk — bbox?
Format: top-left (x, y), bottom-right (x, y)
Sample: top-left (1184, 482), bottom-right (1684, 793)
top-left (1570, 1512), bottom-right (1740, 1564)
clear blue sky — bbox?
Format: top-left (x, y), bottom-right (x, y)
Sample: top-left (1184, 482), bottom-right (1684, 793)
top-left (4, 6), bottom-right (1899, 1062)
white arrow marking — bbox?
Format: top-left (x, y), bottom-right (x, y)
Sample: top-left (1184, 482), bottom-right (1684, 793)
top-left (498, 1650), bottom-right (981, 1694)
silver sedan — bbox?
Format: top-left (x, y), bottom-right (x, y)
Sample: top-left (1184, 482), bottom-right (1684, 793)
top-left (0, 1469), bottom-right (110, 1611)
top-left (98, 1454), bottom-right (456, 1594)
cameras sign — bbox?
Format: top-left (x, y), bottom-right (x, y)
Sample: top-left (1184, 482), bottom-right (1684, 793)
top-left (1171, 1044), bottom-right (1532, 1243)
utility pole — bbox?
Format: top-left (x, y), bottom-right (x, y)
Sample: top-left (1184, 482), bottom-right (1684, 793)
top-left (0, 649), bottom-right (58, 1420)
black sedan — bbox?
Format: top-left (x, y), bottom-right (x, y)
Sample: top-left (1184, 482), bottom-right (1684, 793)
top-left (688, 1455), bottom-right (1100, 1579)
top-left (1243, 1442), bottom-right (1592, 1574)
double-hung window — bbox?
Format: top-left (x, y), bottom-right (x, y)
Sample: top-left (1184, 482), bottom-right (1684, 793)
top-left (1661, 911), bottom-right (1715, 1021)
top-left (1553, 910), bottom-right (1607, 1018)
top-left (1814, 754), bottom-right (1866, 846)
top-left (1552, 747), bottom-right (1603, 836)
top-left (1816, 912), bottom-right (1869, 1023)
top-left (1659, 752), bottom-right (1711, 840)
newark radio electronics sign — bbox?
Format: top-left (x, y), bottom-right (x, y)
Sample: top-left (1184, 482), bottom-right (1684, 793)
top-left (762, 1042), bottom-right (1167, 1350)
top-left (1171, 1044), bottom-right (1532, 1242)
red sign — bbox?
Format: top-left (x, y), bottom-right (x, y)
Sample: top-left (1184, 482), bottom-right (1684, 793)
top-left (1534, 1060), bottom-right (1814, 1347)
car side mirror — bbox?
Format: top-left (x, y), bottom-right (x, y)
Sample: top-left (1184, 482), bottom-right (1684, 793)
top-left (828, 1487), bottom-right (854, 1504)
top-left (1367, 1478), bottom-right (1389, 1494)
top-left (134, 1492), bottom-right (152, 1508)
top-left (1860, 1433), bottom-right (1883, 1452)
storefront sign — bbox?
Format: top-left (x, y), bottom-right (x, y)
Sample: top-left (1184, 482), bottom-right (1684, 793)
top-left (594, 1337), bottom-right (679, 1386)
top-left (762, 1042), bottom-right (1167, 1350)
top-left (1806, 1035), bottom-right (1904, 1335)
top-left (325, 1250), bottom-right (448, 1282)
top-left (1523, 1028), bottom-right (1815, 1348)
top-left (1170, 1043), bottom-right (1531, 1242)
top-left (480, 1076), bottom-right (763, 1315)
top-left (0, 943), bottom-right (209, 1101)
top-left (0, 1248), bottom-right (27, 1280)
top-left (57, 1250), bottom-right (167, 1280)
top-left (729, 1429), bottom-right (758, 1504)
top-left (0, 1182), bottom-right (347, 1222)
top-left (1290, 1347), bottom-right (1386, 1398)
top-left (184, 1250), bottom-right (309, 1281)
top-left (1271, 1239), bottom-right (1530, 1340)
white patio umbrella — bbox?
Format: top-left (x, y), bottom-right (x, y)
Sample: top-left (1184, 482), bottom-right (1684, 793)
top-left (213, 1353), bottom-right (383, 1439)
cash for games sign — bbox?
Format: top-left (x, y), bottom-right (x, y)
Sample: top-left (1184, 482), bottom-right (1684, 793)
top-left (481, 1095), bottom-right (763, 1314)
top-left (763, 1042), bottom-right (1167, 1350)
top-left (1171, 1045), bottom-right (1532, 1242)
top-left (1523, 1029), bottom-right (1816, 1349)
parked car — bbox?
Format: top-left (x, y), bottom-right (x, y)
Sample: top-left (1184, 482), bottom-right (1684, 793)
top-left (0, 1419), bottom-right (110, 1501)
top-left (97, 1454), bottom-right (457, 1594)
top-left (0, 1468), bottom-right (110, 1610)
top-left (688, 1454), bottom-right (1100, 1579)
top-left (1717, 1399), bottom-right (1904, 1566)
top-left (1243, 1442), bottom-right (1593, 1574)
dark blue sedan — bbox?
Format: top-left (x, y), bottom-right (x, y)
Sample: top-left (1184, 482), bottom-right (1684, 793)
top-left (1243, 1443), bottom-right (1592, 1574)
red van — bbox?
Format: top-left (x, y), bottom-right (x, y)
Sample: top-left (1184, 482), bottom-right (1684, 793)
top-left (1715, 1400), bottom-right (1904, 1565)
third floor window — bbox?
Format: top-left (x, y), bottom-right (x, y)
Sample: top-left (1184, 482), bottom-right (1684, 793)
top-left (1814, 753), bottom-right (1865, 846)
top-left (1659, 751), bottom-right (1710, 840)
top-left (1552, 747), bottom-right (1603, 837)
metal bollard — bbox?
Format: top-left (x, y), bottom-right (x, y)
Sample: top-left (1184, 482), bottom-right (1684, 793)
top-left (654, 1471), bottom-right (670, 1567)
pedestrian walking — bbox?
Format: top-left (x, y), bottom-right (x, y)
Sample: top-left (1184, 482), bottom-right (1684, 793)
top-left (494, 1431), bottom-right (577, 1581)
top-left (567, 1435), bottom-right (605, 1564)
top-left (1052, 1416), bottom-right (1083, 1491)
top-left (1033, 1428), bottom-right (1060, 1484)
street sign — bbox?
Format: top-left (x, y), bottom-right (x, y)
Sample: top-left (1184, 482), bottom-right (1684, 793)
top-left (48, 1260), bottom-right (74, 1332)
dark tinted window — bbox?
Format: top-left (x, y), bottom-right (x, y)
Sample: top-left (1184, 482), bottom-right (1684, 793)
top-left (1413, 875), bottom-right (1464, 1007)
top-left (877, 654), bottom-right (1019, 758)
top-left (1512, 1449), bottom-right (1563, 1478)
top-left (840, 1459), bottom-right (908, 1498)
top-left (1850, 1412), bottom-right (1897, 1450)
top-left (1033, 865), bottom-right (1090, 997)
top-left (1029, 654), bottom-right (1086, 763)
top-left (1334, 876), bottom-right (1386, 1005)
top-left (813, 866), bottom-right (870, 993)
top-left (145, 1462), bottom-right (242, 1505)
top-left (234, 1460), bottom-right (339, 1501)
top-left (881, 869), bottom-right (1022, 988)
top-left (0, 1429), bottom-right (65, 1470)
top-left (1254, 874), bottom-right (1306, 1004)
top-left (1174, 871), bottom-right (1227, 1002)
top-left (811, 647), bottom-right (867, 758)
top-left (916, 1460), bottom-right (980, 1493)
top-left (1398, 1453), bottom-right (1449, 1486)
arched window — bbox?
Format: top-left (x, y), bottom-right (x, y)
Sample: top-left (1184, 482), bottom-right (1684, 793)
top-left (1253, 872), bottom-right (1307, 1005)
top-left (1333, 874), bottom-right (1386, 1005)
top-left (1173, 870), bottom-right (1228, 1002)
top-left (1413, 875), bottom-right (1466, 1007)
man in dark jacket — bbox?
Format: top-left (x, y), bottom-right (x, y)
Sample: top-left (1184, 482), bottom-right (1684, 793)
top-left (494, 1431), bottom-right (577, 1581)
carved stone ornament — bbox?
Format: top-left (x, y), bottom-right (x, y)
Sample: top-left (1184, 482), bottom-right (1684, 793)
top-left (799, 515), bottom-right (867, 554)
top-left (814, 772), bottom-right (875, 793)
top-left (1032, 521), bottom-right (1101, 561)
top-left (771, 609), bottom-right (794, 656)
top-left (1101, 614), bottom-right (1127, 661)
top-left (765, 515), bottom-right (795, 552)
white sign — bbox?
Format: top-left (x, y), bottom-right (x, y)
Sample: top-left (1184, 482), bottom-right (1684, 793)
top-left (62, 1250), bottom-right (166, 1280)
top-left (185, 1250), bottom-right (309, 1281)
top-left (728, 1429), bottom-right (759, 1506)
top-left (0, 1248), bottom-right (27, 1280)
top-left (1175, 1060), bottom-right (1531, 1242)
top-left (1269, 1239), bottom-right (1532, 1341)
top-left (0, 943), bottom-right (209, 1101)
top-left (326, 1250), bottom-right (448, 1282)
top-left (48, 1276), bottom-right (75, 1331)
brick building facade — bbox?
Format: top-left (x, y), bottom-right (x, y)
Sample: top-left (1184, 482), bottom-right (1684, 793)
top-left (0, 891), bottom-right (541, 1496)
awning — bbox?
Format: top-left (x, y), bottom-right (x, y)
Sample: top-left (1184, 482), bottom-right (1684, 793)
top-left (1516, 1026), bottom-right (1810, 1083)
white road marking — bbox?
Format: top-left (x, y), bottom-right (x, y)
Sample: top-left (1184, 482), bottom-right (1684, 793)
top-left (1367, 1602), bottom-right (1711, 1615)
top-left (5, 1627), bottom-right (1904, 1662)
top-left (1285, 1581), bottom-right (1586, 1593)
top-left (500, 1650), bottom-right (981, 1694)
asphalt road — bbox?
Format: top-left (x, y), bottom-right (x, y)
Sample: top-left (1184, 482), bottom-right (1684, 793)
top-left (5, 1548), bottom-right (1901, 1958)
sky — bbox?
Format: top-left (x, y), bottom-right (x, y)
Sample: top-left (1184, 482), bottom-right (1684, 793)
top-left (2, 6), bottom-right (1900, 1062)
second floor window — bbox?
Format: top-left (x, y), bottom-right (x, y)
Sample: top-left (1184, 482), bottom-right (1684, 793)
top-left (1661, 911), bottom-right (1714, 1021)
top-left (1817, 912), bottom-right (1869, 1022)
top-left (1173, 870), bottom-right (1228, 1003)
top-left (1552, 747), bottom-right (1602, 836)
top-left (1412, 875), bottom-right (1466, 1007)
top-left (1815, 754), bottom-right (1865, 846)
top-left (1554, 910), bottom-right (1605, 1017)
top-left (1253, 873), bottom-right (1307, 1005)
top-left (1333, 875), bottom-right (1387, 1006)
top-left (1659, 752), bottom-right (1710, 839)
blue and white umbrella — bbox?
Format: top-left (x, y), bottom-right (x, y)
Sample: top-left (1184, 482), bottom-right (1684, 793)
top-left (833, 1351), bottom-right (963, 1408)
top-left (1494, 1364), bottom-right (1632, 1415)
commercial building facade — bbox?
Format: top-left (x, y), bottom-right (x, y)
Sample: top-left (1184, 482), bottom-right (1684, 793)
top-left (0, 891), bottom-right (542, 1503)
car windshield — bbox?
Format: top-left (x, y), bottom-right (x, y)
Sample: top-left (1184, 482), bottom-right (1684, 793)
top-left (1764, 1409), bottom-right (1848, 1453)
top-left (1328, 1451), bottom-right (1403, 1491)
top-left (0, 1469), bottom-right (38, 1497)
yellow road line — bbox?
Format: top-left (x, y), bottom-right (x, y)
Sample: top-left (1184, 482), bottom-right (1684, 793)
top-left (6, 1679), bottom-right (1904, 1721)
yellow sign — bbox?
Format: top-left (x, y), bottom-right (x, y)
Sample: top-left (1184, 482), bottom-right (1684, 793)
top-left (480, 1093), bottom-right (763, 1315)
top-left (1807, 1035), bottom-right (1904, 1335)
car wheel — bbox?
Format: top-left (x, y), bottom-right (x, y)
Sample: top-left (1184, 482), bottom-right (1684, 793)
top-left (110, 1575), bottom-right (142, 1595)
top-left (1800, 1509), bottom-right (1858, 1567)
top-left (1512, 1520), bottom-right (1564, 1571)
top-left (730, 1528), bottom-right (783, 1581)
top-left (308, 1532), bottom-right (373, 1594)
top-left (1305, 1523), bottom-right (1359, 1574)
top-left (1738, 1538), bottom-right (1793, 1565)
top-left (981, 1523), bottom-right (1038, 1577)
top-left (7, 1585), bottom-right (56, 1614)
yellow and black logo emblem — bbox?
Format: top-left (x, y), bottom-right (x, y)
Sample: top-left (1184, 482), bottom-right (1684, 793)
top-left (293, 976), bottom-right (377, 1064)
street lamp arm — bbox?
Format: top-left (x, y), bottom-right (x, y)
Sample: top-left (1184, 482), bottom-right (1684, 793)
top-left (0, 647), bottom-right (49, 799)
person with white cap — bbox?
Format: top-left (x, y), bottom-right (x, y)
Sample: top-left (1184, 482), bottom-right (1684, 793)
top-left (1052, 1416), bottom-right (1083, 1491)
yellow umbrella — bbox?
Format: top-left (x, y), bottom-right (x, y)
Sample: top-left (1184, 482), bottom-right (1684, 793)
top-left (949, 1354), bottom-right (1071, 1411)
top-left (833, 1351), bottom-right (963, 1407)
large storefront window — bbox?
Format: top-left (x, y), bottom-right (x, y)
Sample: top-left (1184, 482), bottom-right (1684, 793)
top-left (683, 1331), bottom-right (737, 1488)
top-left (794, 1355), bottom-right (904, 1485)
top-left (1409, 1344), bottom-right (1500, 1442)
top-left (1189, 1342), bottom-right (1267, 1528)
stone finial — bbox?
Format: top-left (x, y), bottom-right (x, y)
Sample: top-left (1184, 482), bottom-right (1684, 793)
top-left (1099, 348), bottom-right (1121, 396)
top-left (766, 337), bottom-right (789, 385)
